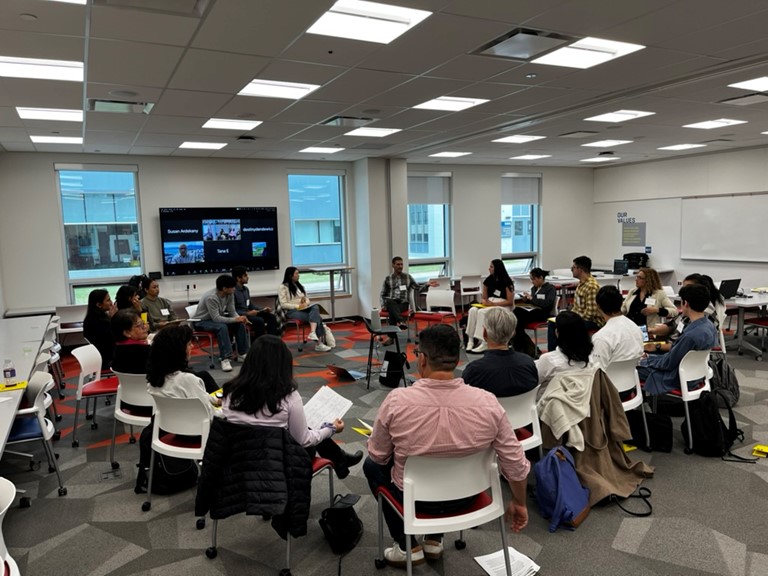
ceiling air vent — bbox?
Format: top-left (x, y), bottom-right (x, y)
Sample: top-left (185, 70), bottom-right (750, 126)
top-left (474, 28), bottom-right (575, 61)
top-left (718, 93), bottom-right (768, 106)
top-left (88, 99), bottom-right (154, 114)
top-left (322, 116), bottom-right (376, 127)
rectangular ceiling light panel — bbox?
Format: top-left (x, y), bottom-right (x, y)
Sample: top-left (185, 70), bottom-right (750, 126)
top-left (414, 96), bottom-right (489, 111)
top-left (683, 118), bottom-right (747, 129)
top-left (429, 151), bottom-right (471, 157)
top-left (0, 56), bottom-right (83, 82)
top-left (532, 37), bottom-right (644, 69)
top-left (239, 79), bottom-right (320, 100)
top-left (307, 0), bottom-right (431, 44)
top-left (30, 135), bottom-right (83, 144)
top-left (203, 118), bottom-right (262, 130)
top-left (658, 144), bottom-right (706, 150)
top-left (300, 147), bottom-right (345, 153)
top-left (179, 141), bottom-right (227, 150)
top-left (511, 154), bottom-right (551, 160)
top-left (728, 76), bottom-right (768, 92)
top-left (581, 139), bottom-right (632, 147)
top-left (584, 109), bottom-right (655, 122)
top-left (16, 107), bottom-right (83, 122)
top-left (493, 134), bottom-right (545, 143)
top-left (344, 127), bottom-right (401, 137)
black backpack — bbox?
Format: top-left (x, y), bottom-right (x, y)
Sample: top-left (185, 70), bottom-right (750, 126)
top-left (682, 390), bottom-right (755, 462)
top-left (708, 355), bottom-right (740, 408)
top-left (136, 422), bottom-right (199, 494)
top-left (318, 493), bottom-right (363, 555)
top-left (379, 351), bottom-right (407, 388)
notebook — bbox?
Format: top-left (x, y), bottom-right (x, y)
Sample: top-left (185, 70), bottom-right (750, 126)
top-left (718, 278), bottom-right (741, 300)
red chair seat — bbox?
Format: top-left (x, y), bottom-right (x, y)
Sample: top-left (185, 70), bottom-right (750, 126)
top-left (746, 317), bottom-right (768, 327)
top-left (515, 427), bottom-right (533, 441)
top-left (82, 376), bottom-right (119, 397)
top-left (120, 401), bottom-right (153, 418)
top-left (312, 457), bottom-right (333, 474)
top-left (158, 430), bottom-right (202, 449)
top-left (376, 486), bottom-right (492, 519)
top-left (411, 311), bottom-right (455, 322)
top-left (524, 320), bottom-right (547, 331)
top-left (667, 379), bottom-right (707, 397)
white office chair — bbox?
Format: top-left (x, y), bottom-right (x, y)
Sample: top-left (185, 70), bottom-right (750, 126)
top-left (429, 277), bottom-right (452, 290)
top-left (109, 371), bottom-right (154, 471)
top-left (0, 476), bottom-right (21, 576)
top-left (457, 275), bottom-right (482, 308)
top-left (497, 385), bottom-right (544, 459)
top-left (669, 349), bottom-right (711, 454)
top-left (183, 305), bottom-right (216, 368)
top-left (141, 395), bottom-right (211, 516)
top-left (70, 344), bottom-right (119, 448)
top-left (374, 448), bottom-right (513, 576)
top-left (410, 289), bottom-right (459, 333)
top-left (605, 358), bottom-right (649, 449)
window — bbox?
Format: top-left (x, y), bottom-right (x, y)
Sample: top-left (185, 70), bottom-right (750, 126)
top-left (407, 173), bottom-right (451, 275)
top-left (288, 172), bottom-right (347, 293)
top-left (56, 165), bottom-right (141, 297)
top-left (501, 173), bottom-right (540, 273)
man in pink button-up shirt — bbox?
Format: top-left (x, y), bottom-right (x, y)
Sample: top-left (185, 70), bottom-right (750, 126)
top-left (364, 325), bottom-right (530, 569)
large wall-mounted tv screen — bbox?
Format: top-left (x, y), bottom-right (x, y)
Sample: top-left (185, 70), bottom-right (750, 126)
top-left (159, 207), bottom-right (279, 276)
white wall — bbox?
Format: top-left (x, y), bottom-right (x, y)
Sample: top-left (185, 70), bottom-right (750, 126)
top-left (0, 152), bottom-right (360, 314)
top-left (408, 163), bottom-right (595, 276)
top-left (593, 147), bottom-right (768, 287)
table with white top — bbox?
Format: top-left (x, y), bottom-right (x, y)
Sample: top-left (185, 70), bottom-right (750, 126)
top-left (305, 265), bottom-right (354, 322)
top-left (727, 294), bottom-right (768, 361)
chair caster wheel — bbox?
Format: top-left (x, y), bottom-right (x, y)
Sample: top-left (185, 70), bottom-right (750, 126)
top-left (129, 436), bottom-right (136, 444)
top-left (48, 466), bottom-right (56, 473)
top-left (111, 462), bottom-right (120, 470)
top-left (205, 547), bottom-right (217, 559)
top-left (105, 399), bottom-right (111, 406)
top-left (58, 487), bottom-right (67, 496)
top-left (278, 569), bottom-right (292, 576)
top-left (55, 414), bottom-right (63, 422)
top-left (30, 461), bottom-right (41, 471)
top-left (196, 518), bottom-right (205, 530)
top-left (85, 414), bottom-right (93, 420)
top-left (142, 501), bottom-right (151, 512)
top-left (91, 423), bottom-right (98, 430)
top-left (738, 350), bottom-right (743, 356)
top-left (455, 539), bottom-right (466, 550)
top-left (684, 447), bottom-right (693, 455)
top-left (72, 440), bottom-right (79, 448)
top-left (19, 497), bottom-right (31, 508)
top-left (375, 559), bottom-right (386, 569)
top-left (52, 431), bottom-right (61, 441)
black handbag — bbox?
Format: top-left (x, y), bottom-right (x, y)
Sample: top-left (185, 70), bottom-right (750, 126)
top-left (318, 494), bottom-right (363, 555)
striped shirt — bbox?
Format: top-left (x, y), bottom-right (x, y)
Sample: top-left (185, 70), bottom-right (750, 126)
top-left (367, 377), bottom-right (530, 489)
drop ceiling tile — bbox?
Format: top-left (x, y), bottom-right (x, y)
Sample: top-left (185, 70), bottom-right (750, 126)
top-left (85, 111), bottom-right (149, 131)
top-left (91, 5), bottom-right (200, 46)
top-left (214, 95), bottom-right (293, 120)
top-left (0, 127), bottom-right (30, 141)
top-left (128, 146), bottom-right (174, 156)
top-left (83, 144), bottom-right (131, 154)
top-left (363, 77), bottom-right (473, 108)
top-left (657, 9), bottom-right (768, 55)
top-left (85, 131), bottom-right (138, 146)
top-left (151, 90), bottom-right (233, 117)
top-left (268, 100), bottom-right (348, 124)
top-left (474, 85), bottom-right (569, 114)
top-left (142, 114), bottom-right (209, 134)
top-left (192, 0), bottom-right (329, 56)
top-left (0, 0), bottom-right (85, 36)
top-left (309, 69), bottom-right (414, 104)
top-left (524, 0), bottom-right (671, 36)
top-left (0, 29), bottom-right (84, 61)
top-left (427, 55), bottom-right (524, 82)
top-left (442, 0), bottom-right (570, 24)
top-left (87, 83), bottom-right (164, 103)
top-left (247, 122), bottom-right (312, 140)
top-left (169, 49), bottom-right (271, 93)
top-left (280, 34), bottom-right (382, 68)
top-left (0, 107), bottom-right (22, 127)
top-left (1, 142), bottom-right (35, 152)
top-left (0, 78), bottom-right (83, 108)
top-left (376, 108), bottom-right (449, 130)
top-left (88, 39), bottom-right (184, 87)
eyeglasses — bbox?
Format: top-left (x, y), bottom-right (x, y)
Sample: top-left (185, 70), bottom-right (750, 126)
top-left (413, 348), bottom-right (427, 357)
top-left (636, 275), bottom-right (646, 280)
top-left (133, 321), bottom-right (148, 328)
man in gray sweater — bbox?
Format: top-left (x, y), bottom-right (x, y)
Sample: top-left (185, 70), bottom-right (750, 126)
top-left (193, 275), bottom-right (250, 372)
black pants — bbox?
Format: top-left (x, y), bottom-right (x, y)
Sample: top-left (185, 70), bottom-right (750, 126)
top-left (250, 311), bottom-right (279, 337)
top-left (513, 307), bottom-right (550, 357)
top-left (384, 300), bottom-right (409, 326)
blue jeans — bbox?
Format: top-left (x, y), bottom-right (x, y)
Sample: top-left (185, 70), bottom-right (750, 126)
top-left (286, 305), bottom-right (325, 338)
top-left (196, 320), bottom-right (248, 359)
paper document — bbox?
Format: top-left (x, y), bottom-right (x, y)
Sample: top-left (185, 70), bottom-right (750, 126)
top-left (475, 547), bottom-right (540, 576)
top-left (303, 385), bottom-right (353, 430)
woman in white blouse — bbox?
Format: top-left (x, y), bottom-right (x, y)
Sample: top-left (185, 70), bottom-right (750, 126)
top-left (278, 267), bottom-right (335, 352)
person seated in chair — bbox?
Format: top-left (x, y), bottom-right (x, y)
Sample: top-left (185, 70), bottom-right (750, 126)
top-left (140, 277), bottom-right (177, 332)
top-left (638, 283), bottom-right (718, 395)
top-left (364, 325), bottom-right (529, 568)
top-left (278, 267), bottom-right (335, 352)
top-left (547, 255), bottom-right (603, 352)
top-left (220, 335), bottom-right (363, 479)
top-left (232, 265), bottom-right (278, 338)
top-left (379, 256), bottom-right (436, 346)
top-left (83, 288), bottom-right (117, 370)
top-left (462, 307), bottom-right (537, 398)
top-left (192, 274), bottom-right (250, 373)
top-left (111, 309), bottom-right (150, 373)
top-left (590, 285), bottom-right (644, 371)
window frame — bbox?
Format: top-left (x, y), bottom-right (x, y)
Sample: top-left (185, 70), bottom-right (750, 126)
top-left (406, 172), bottom-right (452, 278)
top-left (55, 163), bottom-right (143, 303)
top-left (500, 172), bottom-right (541, 274)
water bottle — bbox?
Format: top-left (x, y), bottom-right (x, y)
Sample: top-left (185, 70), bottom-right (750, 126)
top-left (3, 360), bottom-right (16, 386)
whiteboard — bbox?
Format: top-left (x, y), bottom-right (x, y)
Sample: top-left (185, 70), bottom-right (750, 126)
top-left (680, 194), bottom-right (768, 262)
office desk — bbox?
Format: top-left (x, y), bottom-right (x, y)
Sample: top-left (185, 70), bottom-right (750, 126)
top-left (305, 265), bottom-right (354, 322)
top-left (728, 294), bottom-right (768, 360)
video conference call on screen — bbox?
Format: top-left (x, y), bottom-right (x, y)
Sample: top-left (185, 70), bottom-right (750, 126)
top-left (159, 207), bottom-right (279, 276)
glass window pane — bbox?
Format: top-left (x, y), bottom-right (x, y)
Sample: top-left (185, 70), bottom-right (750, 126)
top-left (57, 169), bottom-right (141, 281)
top-left (407, 204), bottom-right (446, 259)
top-left (288, 174), bottom-right (346, 293)
top-left (501, 204), bottom-right (538, 254)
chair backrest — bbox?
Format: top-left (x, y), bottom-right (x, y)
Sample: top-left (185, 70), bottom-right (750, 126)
top-left (184, 304), bottom-right (198, 320)
top-left (460, 274), bottom-right (482, 290)
top-left (17, 371), bottom-right (54, 441)
top-left (71, 344), bottom-right (102, 397)
top-left (497, 386), bottom-right (541, 430)
top-left (678, 349), bottom-right (711, 400)
top-left (33, 352), bottom-right (50, 375)
top-left (550, 295), bottom-right (561, 316)
top-left (552, 268), bottom-right (572, 278)
top-left (604, 358), bottom-right (641, 395)
top-left (112, 371), bottom-right (154, 411)
top-left (425, 289), bottom-right (456, 314)
top-left (429, 277), bottom-right (452, 290)
top-left (402, 448), bottom-right (504, 534)
top-left (151, 394), bottom-right (211, 456)
top-left (0, 476), bottom-right (16, 564)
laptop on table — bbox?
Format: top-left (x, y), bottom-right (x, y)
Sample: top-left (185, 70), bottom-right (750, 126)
top-left (718, 279), bottom-right (741, 300)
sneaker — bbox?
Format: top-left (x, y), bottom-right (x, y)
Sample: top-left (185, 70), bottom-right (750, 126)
top-left (383, 543), bottom-right (425, 567)
top-left (307, 331), bottom-right (319, 341)
top-left (236, 354), bottom-right (247, 362)
top-left (422, 538), bottom-right (444, 561)
top-left (473, 341), bottom-right (489, 353)
top-left (315, 343), bottom-right (332, 352)
top-left (221, 359), bottom-right (233, 372)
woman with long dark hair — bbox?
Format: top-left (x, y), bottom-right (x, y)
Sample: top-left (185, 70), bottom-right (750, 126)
top-left (115, 284), bottom-right (143, 313)
top-left (512, 267), bottom-right (557, 357)
top-left (465, 259), bottom-right (515, 353)
top-left (278, 266), bottom-right (335, 352)
top-left (83, 288), bottom-right (116, 369)
top-left (221, 335), bottom-right (362, 478)
top-left (535, 311), bottom-right (593, 389)
top-left (146, 324), bottom-right (217, 417)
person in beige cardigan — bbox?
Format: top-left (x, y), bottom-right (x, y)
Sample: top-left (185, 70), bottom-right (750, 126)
top-left (621, 267), bottom-right (678, 329)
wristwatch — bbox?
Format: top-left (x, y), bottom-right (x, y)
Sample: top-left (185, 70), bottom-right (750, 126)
top-left (655, 343), bottom-right (661, 352)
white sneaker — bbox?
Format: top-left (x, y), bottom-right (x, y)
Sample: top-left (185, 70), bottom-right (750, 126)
top-left (383, 543), bottom-right (425, 567)
top-left (422, 538), bottom-right (444, 561)
top-left (307, 331), bottom-right (319, 341)
top-left (473, 341), bottom-right (489, 353)
top-left (221, 359), bottom-right (233, 372)
top-left (315, 343), bottom-right (332, 352)
top-left (236, 354), bottom-right (247, 362)
top-left (324, 327), bottom-right (336, 348)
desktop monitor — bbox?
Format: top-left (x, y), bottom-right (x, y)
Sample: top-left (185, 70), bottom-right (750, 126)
top-left (613, 259), bottom-right (629, 275)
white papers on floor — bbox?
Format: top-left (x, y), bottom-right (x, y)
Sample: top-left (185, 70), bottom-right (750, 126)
top-left (474, 547), bottom-right (539, 576)
top-left (303, 385), bottom-right (353, 430)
